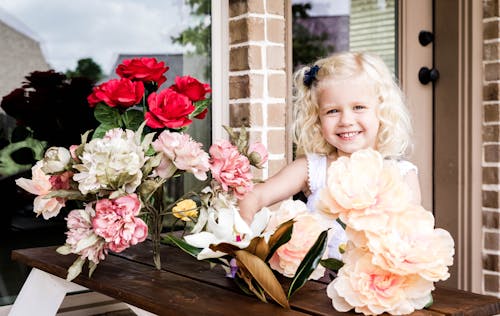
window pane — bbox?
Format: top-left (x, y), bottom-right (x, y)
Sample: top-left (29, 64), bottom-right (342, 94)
top-left (292, 0), bottom-right (397, 73)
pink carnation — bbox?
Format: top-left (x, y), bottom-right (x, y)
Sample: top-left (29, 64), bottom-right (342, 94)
top-left (92, 194), bottom-right (148, 253)
top-left (65, 206), bottom-right (107, 264)
top-left (209, 140), bottom-right (253, 199)
top-left (152, 130), bottom-right (210, 180)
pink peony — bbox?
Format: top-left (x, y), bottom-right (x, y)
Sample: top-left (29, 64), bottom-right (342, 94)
top-left (152, 130), bottom-right (210, 180)
top-left (65, 205), bottom-right (107, 264)
top-left (269, 213), bottom-right (327, 279)
top-left (49, 171), bottom-right (73, 190)
top-left (327, 246), bottom-right (434, 315)
top-left (87, 78), bottom-right (144, 108)
top-left (209, 140), bottom-right (253, 199)
top-left (247, 142), bottom-right (268, 168)
top-left (92, 194), bottom-right (148, 253)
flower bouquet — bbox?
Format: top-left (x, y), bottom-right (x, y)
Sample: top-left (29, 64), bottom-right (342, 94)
top-left (15, 57), bottom-right (220, 280)
top-left (318, 149), bottom-right (455, 315)
top-left (166, 188), bottom-right (332, 308)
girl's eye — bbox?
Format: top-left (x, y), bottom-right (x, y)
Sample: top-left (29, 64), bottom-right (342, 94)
top-left (353, 105), bottom-right (366, 111)
top-left (326, 109), bottom-right (339, 114)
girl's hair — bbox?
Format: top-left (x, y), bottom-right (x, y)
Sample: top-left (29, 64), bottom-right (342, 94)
top-left (293, 51), bottom-right (412, 158)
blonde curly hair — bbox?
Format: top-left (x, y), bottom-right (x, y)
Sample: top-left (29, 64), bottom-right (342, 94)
top-left (293, 51), bottom-right (412, 158)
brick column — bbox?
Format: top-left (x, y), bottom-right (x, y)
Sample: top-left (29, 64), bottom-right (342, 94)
top-left (482, 0), bottom-right (500, 298)
top-left (228, 0), bottom-right (287, 181)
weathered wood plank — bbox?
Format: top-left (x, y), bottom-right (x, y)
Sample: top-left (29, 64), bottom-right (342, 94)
top-left (11, 247), bottom-right (308, 316)
top-left (427, 286), bottom-right (500, 316)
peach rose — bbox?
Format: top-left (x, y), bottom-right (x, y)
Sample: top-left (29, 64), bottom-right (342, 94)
top-left (327, 246), bottom-right (434, 315)
top-left (264, 199), bottom-right (308, 234)
top-left (362, 205), bottom-right (454, 282)
top-left (269, 213), bottom-right (328, 279)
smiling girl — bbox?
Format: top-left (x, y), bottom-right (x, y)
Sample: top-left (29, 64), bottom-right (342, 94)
top-left (238, 52), bottom-right (421, 259)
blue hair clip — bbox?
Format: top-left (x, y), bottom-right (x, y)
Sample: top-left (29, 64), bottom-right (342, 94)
top-left (303, 65), bottom-right (320, 87)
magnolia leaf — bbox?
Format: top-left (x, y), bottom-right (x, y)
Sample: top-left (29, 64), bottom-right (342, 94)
top-left (66, 257), bottom-right (85, 282)
top-left (245, 237), bottom-right (269, 261)
top-left (122, 109), bottom-right (144, 131)
top-left (162, 234), bottom-right (201, 258)
top-left (88, 261), bottom-right (98, 278)
top-left (94, 104), bottom-right (121, 126)
top-left (288, 230), bottom-right (328, 298)
top-left (320, 258), bottom-right (344, 271)
top-left (237, 260), bottom-right (268, 303)
top-left (233, 275), bottom-right (256, 297)
top-left (234, 250), bottom-right (289, 308)
top-left (93, 123), bottom-right (118, 139)
top-left (44, 190), bottom-right (86, 200)
top-left (209, 242), bottom-right (240, 256)
top-left (56, 244), bottom-right (72, 255)
top-left (265, 219), bottom-right (294, 261)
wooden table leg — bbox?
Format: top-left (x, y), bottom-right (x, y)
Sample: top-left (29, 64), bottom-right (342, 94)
top-left (9, 268), bottom-right (87, 316)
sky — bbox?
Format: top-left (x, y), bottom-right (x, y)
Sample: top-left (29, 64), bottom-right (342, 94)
top-left (0, 0), bottom-right (202, 74)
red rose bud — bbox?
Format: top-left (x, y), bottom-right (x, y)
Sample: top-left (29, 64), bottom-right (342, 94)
top-left (87, 78), bottom-right (144, 108)
top-left (195, 108), bottom-right (208, 119)
top-left (145, 88), bottom-right (195, 129)
top-left (171, 75), bottom-right (211, 102)
top-left (116, 57), bottom-right (169, 87)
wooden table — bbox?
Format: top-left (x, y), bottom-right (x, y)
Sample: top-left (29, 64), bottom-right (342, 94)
top-left (10, 241), bottom-right (500, 316)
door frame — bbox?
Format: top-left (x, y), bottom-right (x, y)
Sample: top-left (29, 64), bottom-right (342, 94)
top-left (399, 0), bottom-right (482, 292)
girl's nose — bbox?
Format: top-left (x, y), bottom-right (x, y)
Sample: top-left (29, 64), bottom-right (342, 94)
top-left (339, 110), bottom-right (354, 126)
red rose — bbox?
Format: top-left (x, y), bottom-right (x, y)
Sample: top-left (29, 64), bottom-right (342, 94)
top-left (116, 57), bottom-right (169, 86)
top-left (145, 88), bottom-right (195, 129)
top-left (87, 78), bottom-right (144, 108)
top-left (171, 75), bottom-right (211, 102)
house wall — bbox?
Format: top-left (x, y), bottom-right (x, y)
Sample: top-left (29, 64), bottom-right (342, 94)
top-left (0, 20), bottom-right (49, 102)
top-left (228, 0), bottom-right (288, 182)
top-left (483, 0), bottom-right (500, 298)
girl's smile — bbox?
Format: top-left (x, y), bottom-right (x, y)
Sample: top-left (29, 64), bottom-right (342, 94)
top-left (317, 76), bottom-right (380, 157)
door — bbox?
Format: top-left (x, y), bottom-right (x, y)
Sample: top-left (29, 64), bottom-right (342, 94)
top-left (400, 0), bottom-right (482, 291)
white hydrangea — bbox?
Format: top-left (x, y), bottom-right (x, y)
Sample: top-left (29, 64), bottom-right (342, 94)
top-left (73, 128), bottom-right (147, 195)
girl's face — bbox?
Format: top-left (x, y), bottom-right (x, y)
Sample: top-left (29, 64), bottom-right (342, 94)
top-left (317, 76), bottom-right (380, 157)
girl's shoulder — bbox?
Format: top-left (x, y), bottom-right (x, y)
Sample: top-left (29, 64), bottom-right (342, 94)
top-left (386, 158), bottom-right (418, 176)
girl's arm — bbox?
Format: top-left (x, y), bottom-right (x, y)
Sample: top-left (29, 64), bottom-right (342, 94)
top-left (239, 157), bottom-right (309, 224)
top-left (404, 169), bottom-right (422, 205)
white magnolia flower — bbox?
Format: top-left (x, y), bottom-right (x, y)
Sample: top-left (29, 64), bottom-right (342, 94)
top-left (73, 128), bottom-right (147, 195)
top-left (184, 206), bottom-right (270, 260)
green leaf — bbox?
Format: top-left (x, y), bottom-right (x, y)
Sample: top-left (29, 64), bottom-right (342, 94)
top-left (94, 104), bottom-right (122, 126)
top-left (92, 123), bottom-right (118, 139)
top-left (234, 250), bottom-right (289, 308)
top-left (190, 99), bottom-right (210, 118)
top-left (161, 234), bottom-right (201, 258)
top-left (287, 230), bottom-right (328, 298)
top-left (265, 219), bottom-right (294, 262)
top-left (320, 258), bottom-right (344, 271)
top-left (44, 190), bottom-right (86, 200)
top-left (122, 109), bottom-right (144, 131)
top-left (424, 293), bottom-right (434, 308)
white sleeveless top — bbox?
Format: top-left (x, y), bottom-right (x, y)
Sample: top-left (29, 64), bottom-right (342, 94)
top-left (305, 153), bottom-right (418, 259)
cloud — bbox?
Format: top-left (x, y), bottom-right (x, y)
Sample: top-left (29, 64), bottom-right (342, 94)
top-left (0, 0), bottom-right (201, 73)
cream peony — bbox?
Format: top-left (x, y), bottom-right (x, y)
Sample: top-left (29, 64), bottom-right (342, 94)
top-left (327, 246), bottom-right (434, 315)
top-left (264, 199), bottom-right (309, 234)
top-left (360, 205), bottom-right (454, 282)
top-left (269, 212), bottom-right (328, 279)
top-left (73, 128), bottom-right (146, 195)
top-left (318, 149), bottom-right (412, 230)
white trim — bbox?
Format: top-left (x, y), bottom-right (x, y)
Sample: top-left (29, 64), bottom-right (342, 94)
top-left (211, 0), bottom-right (229, 141)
